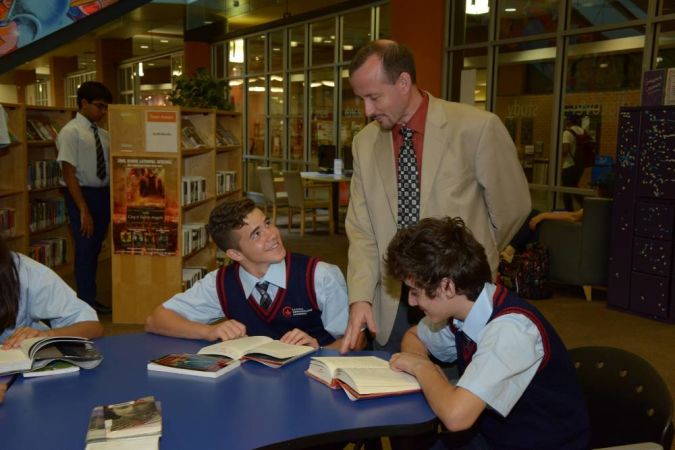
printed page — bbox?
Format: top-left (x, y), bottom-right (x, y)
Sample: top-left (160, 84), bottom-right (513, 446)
top-left (337, 367), bottom-right (420, 395)
top-left (245, 340), bottom-right (314, 360)
top-left (198, 335), bottom-right (273, 359)
top-left (310, 356), bottom-right (390, 376)
top-left (0, 348), bottom-right (31, 374)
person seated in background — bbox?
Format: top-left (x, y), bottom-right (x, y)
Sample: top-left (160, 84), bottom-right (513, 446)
top-left (0, 237), bottom-right (103, 350)
top-left (146, 198), bottom-right (361, 350)
top-left (500, 208), bottom-right (584, 263)
top-left (384, 217), bottom-right (590, 449)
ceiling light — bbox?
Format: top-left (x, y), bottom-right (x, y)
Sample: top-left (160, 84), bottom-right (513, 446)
top-left (599, 63), bottom-right (608, 68)
top-left (343, 45), bottom-right (354, 51)
top-left (505, 7), bottom-right (516, 12)
top-left (466, 0), bottom-right (489, 15)
top-left (148, 63), bottom-right (155, 66)
top-left (138, 62), bottom-right (144, 77)
top-left (160, 39), bottom-right (169, 44)
top-left (312, 36), bottom-right (323, 43)
top-left (140, 45), bottom-right (149, 49)
top-left (290, 41), bottom-right (299, 47)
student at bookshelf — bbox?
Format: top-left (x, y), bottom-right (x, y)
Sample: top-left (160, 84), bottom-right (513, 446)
top-left (384, 217), bottom-right (590, 449)
top-left (0, 237), bottom-right (103, 350)
top-left (56, 81), bottom-right (113, 315)
top-left (146, 198), bottom-right (358, 350)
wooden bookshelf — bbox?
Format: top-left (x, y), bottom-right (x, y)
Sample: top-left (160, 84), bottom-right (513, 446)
top-left (107, 105), bottom-right (242, 324)
top-left (0, 103), bottom-right (79, 273)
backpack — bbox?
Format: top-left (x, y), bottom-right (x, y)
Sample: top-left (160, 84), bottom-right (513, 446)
top-left (568, 128), bottom-right (597, 168)
top-left (497, 242), bottom-right (552, 300)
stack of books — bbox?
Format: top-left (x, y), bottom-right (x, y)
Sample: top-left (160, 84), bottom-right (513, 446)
top-left (85, 396), bottom-right (162, 450)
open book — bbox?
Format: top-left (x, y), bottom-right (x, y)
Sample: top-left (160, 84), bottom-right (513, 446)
top-left (306, 356), bottom-right (421, 401)
top-left (198, 335), bottom-right (316, 368)
top-left (0, 336), bottom-right (102, 375)
top-left (147, 353), bottom-right (241, 378)
top-left (86, 396), bottom-right (162, 450)
top-left (23, 360), bottom-right (80, 378)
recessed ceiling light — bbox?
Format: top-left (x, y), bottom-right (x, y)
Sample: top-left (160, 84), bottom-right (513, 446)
top-left (140, 45), bottom-right (149, 49)
top-left (160, 39), bottom-right (169, 44)
top-left (148, 63), bottom-right (155, 66)
top-left (505, 7), bottom-right (516, 12)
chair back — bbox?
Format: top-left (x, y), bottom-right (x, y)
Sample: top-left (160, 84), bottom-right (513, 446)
top-left (282, 171), bottom-right (305, 209)
top-left (569, 346), bottom-right (673, 449)
top-left (257, 167), bottom-right (278, 205)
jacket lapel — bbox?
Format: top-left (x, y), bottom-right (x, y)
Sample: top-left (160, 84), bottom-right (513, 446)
top-left (420, 95), bottom-right (448, 217)
top-left (374, 130), bottom-right (398, 225)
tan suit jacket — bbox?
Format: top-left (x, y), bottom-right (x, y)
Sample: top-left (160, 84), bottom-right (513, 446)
top-left (345, 94), bottom-right (531, 346)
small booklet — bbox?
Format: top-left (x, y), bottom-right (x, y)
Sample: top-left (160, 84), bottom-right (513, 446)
top-left (147, 353), bottom-right (241, 378)
top-left (0, 336), bottom-right (102, 375)
top-left (198, 335), bottom-right (316, 368)
top-left (85, 396), bottom-right (162, 450)
top-left (306, 356), bottom-right (421, 401)
top-left (23, 360), bottom-right (80, 378)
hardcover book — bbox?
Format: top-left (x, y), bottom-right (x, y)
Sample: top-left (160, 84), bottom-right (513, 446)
top-left (85, 396), bottom-right (162, 450)
top-left (198, 335), bottom-right (316, 368)
top-left (0, 336), bottom-right (102, 375)
top-left (306, 356), bottom-right (421, 401)
top-left (147, 353), bottom-right (241, 378)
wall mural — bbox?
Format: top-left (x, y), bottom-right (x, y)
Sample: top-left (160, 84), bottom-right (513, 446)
top-left (0, 0), bottom-right (118, 57)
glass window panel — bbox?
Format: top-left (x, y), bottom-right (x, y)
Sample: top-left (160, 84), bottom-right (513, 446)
top-left (228, 78), bottom-right (244, 112)
top-left (454, 47), bottom-right (488, 109)
top-left (563, 27), bottom-right (644, 201)
top-left (342, 9), bottom-right (371, 62)
top-left (311, 19), bottom-right (336, 67)
top-left (310, 69), bottom-right (335, 168)
top-left (377, 4), bottom-right (391, 39)
top-left (452, 1), bottom-right (490, 45)
top-left (246, 159), bottom-right (264, 193)
top-left (214, 43), bottom-right (225, 79)
top-left (495, 39), bottom-right (556, 189)
top-left (656, 21), bottom-right (675, 69)
top-left (269, 74), bottom-right (285, 159)
top-left (289, 26), bottom-right (305, 69)
top-left (289, 72), bottom-right (305, 162)
top-left (269, 30), bottom-right (284, 72)
top-left (247, 35), bottom-right (266, 74)
top-left (662, 3), bottom-right (675, 15)
top-left (228, 39), bottom-right (244, 78)
top-left (500, 0), bottom-right (560, 39)
top-left (340, 68), bottom-right (364, 169)
top-left (247, 77), bottom-right (266, 157)
top-left (570, 0), bottom-right (648, 29)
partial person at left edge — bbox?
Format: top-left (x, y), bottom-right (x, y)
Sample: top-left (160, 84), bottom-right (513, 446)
top-left (56, 81), bottom-right (112, 314)
top-left (0, 236), bottom-right (103, 402)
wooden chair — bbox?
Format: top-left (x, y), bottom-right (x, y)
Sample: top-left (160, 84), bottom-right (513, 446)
top-left (256, 166), bottom-right (289, 226)
top-left (282, 171), bottom-right (334, 236)
top-left (569, 346), bottom-right (673, 449)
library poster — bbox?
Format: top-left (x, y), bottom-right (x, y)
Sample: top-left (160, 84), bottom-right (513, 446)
top-left (112, 157), bottom-right (179, 256)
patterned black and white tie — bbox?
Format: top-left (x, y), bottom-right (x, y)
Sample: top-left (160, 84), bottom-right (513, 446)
top-left (397, 126), bottom-right (420, 228)
top-left (91, 124), bottom-right (106, 180)
top-left (255, 281), bottom-right (272, 309)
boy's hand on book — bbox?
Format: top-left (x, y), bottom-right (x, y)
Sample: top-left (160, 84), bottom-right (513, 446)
top-left (389, 352), bottom-right (434, 377)
top-left (208, 319), bottom-right (247, 342)
top-left (280, 329), bottom-right (319, 349)
top-left (2, 327), bottom-right (50, 349)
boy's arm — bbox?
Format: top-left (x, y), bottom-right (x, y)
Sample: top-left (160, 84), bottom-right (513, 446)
top-left (145, 306), bottom-right (245, 341)
top-left (393, 324), bottom-right (486, 431)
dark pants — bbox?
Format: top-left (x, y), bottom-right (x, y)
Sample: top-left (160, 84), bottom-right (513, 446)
top-left (63, 186), bottom-right (110, 305)
top-left (373, 284), bottom-right (424, 353)
top-left (561, 165), bottom-right (583, 211)
top-left (508, 209), bottom-right (541, 252)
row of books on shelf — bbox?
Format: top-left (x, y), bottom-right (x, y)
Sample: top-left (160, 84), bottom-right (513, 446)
top-left (25, 118), bottom-right (60, 141)
top-left (0, 208), bottom-right (15, 238)
top-left (28, 160), bottom-right (62, 190)
top-left (181, 176), bottom-right (207, 206)
top-left (215, 123), bottom-right (240, 146)
top-left (28, 237), bottom-right (67, 268)
top-left (182, 266), bottom-right (208, 290)
top-left (29, 198), bottom-right (67, 232)
top-left (182, 223), bottom-right (208, 256)
top-left (181, 119), bottom-right (207, 149)
top-left (216, 170), bottom-right (237, 195)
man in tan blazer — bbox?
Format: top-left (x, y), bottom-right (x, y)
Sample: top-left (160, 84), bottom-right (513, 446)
top-left (341, 40), bottom-right (530, 353)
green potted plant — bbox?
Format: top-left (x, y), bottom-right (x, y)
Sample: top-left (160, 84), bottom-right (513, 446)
top-left (169, 67), bottom-right (233, 110)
